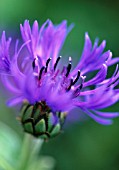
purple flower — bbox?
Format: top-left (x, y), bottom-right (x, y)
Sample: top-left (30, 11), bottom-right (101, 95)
top-left (0, 20), bottom-right (119, 138)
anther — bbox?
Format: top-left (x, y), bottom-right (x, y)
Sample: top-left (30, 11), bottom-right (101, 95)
top-left (45, 58), bottom-right (51, 73)
top-left (79, 83), bottom-right (83, 90)
top-left (66, 62), bottom-right (72, 77)
top-left (72, 70), bottom-right (80, 85)
top-left (54, 56), bottom-right (62, 70)
top-left (79, 76), bottom-right (85, 90)
top-left (39, 66), bottom-right (45, 80)
top-left (32, 58), bottom-right (36, 69)
top-left (67, 78), bottom-right (73, 91)
top-left (73, 77), bottom-right (84, 97)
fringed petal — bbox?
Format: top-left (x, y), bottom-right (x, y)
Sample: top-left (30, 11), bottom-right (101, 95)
top-left (70, 33), bottom-right (116, 76)
top-left (83, 64), bottom-right (107, 87)
top-left (82, 108), bottom-right (113, 125)
top-left (93, 110), bottom-right (119, 118)
top-left (6, 96), bottom-right (24, 107)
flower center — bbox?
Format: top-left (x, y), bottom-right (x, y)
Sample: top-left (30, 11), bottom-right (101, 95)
top-left (21, 101), bottom-right (67, 140)
top-left (32, 56), bottom-right (84, 96)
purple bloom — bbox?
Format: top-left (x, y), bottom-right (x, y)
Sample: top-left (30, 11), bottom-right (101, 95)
top-left (0, 20), bottom-right (119, 138)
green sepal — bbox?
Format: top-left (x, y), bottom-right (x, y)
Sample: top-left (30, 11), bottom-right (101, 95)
top-left (48, 112), bottom-right (54, 132)
top-left (24, 122), bottom-right (33, 133)
top-left (33, 109), bottom-right (40, 120)
top-left (22, 105), bottom-right (33, 122)
top-left (60, 112), bottom-right (66, 125)
top-left (33, 106), bottom-right (40, 120)
top-left (21, 103), bottom-right (28, 114)
top-left (50, 123), bottom-right (61, 137)
top-left (35, 119), bottom-right (46, 133)
top-left (39, 134), bottom-right (48, 140)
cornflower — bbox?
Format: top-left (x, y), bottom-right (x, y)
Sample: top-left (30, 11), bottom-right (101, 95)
top-left (0, 20), bottom-right (119, 140)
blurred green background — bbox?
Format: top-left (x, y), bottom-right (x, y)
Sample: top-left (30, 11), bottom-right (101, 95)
top-left (0, 0), bottom-right (119, 170)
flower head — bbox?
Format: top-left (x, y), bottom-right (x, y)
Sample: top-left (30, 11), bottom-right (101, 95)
top-left (0, 20), bottom-right (119, 139)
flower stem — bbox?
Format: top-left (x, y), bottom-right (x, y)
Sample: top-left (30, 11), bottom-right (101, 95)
top-left (0, 157), bottom-right (15, 170)
top-left (18, 133), bottom-right (43, 170)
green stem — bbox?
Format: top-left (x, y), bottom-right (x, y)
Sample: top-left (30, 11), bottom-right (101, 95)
top-left (17, 133), bottom-right (43, 170)
top-left (0, 158), bottom-right (15, 170)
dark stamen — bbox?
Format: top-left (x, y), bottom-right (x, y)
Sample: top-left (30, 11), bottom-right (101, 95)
top-left (39, 66), bottom-right (45, 80)
top-left (67, 78), bottom-right (73, 91)
top-left (80, 83), bottom-right (83, 90)
top-left (73, 79), bottom-right (83, 97)
top-left (45, 58), bottom-right (51, 73)
top-left (72, 70), bottom-right (80, 85)
top-left (32, 58), bottom-right (36, 69)
top-left (66, 62), bottom-right (72, 77)
top-left (54, 56), bottom-right (61, 70)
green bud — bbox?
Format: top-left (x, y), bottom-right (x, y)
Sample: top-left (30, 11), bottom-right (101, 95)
top-left (20, 101), bottom-right (67, 140)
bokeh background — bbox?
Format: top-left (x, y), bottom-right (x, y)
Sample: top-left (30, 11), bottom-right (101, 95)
top-left (0, 0), bottom-right (119, 170)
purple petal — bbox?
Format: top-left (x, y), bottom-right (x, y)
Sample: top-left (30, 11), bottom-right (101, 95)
top-left (7, 96), bottom-right (24, 107)
top-left (82, 108), bottom-right (113, 125)
top-left (94, 110), bottom-right (119, 118)
top-left (83, 64), bottom-right (107, 87)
